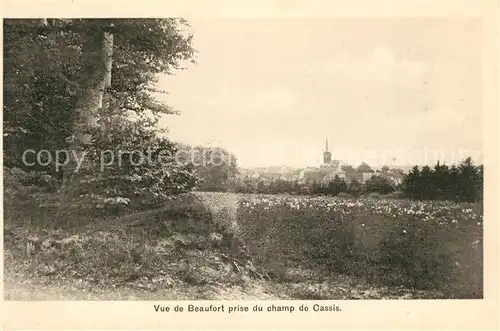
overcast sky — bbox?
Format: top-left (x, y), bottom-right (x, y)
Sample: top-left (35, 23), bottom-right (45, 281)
top-left (156, 18), bottom-right (482, 168)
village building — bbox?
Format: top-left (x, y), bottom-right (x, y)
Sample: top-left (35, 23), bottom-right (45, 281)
top-left (241, 138), bottom-right (405, 186)
top-left (297, 138), bottom-right (347, 184)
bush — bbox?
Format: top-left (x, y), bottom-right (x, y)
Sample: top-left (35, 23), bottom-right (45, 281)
top-left (6, 167), bottom-right (59, 192)
top-left (3, 167), bottom-right (50, 227)
top-left (4, 117), bottom-right (201, 228)
top-left (365, 176), bottom-right (394, 195)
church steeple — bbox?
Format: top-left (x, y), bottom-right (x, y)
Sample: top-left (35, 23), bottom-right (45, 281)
top-left (323, 137), bottom-right (332, 165)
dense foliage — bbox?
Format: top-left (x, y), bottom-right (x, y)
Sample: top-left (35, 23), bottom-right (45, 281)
top-left (403, 158), bottom-right (483, 202)
top-left (3, 19), bottom-right (198, 210)
top-left (231, 175), bottom-right (397, 196)
top-left (218, 158), bottom-right (483, 203)
top-left (4, 19), bottom-right (194, 155)
top-left (176, 145), bottom-right (239, 192)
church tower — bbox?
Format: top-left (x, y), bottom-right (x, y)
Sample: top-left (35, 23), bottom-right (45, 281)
top-left (323, 138), bottom-right (332, 165)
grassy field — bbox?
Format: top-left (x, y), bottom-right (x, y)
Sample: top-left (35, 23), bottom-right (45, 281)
top-left (200, 192), bottom-right (482, 298)
top-left (4, 192), bottom-right (482, 300)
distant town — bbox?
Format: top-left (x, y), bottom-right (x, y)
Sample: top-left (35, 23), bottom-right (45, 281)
top-left (238, 138), bottom-right (408, 186)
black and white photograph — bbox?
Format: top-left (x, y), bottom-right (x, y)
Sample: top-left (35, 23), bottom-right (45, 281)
top-left (2, 13), bottom-right (488, 305)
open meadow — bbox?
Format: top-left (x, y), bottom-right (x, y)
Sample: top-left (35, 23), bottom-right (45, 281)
top-left (4, 191), bottom-right (483, 300)
top-left (200, 192), bottom-right (483, 298)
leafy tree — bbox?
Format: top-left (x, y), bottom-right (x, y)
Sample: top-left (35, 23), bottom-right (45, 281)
top-left (257, 179), bottom-right (269, 194)
top-left (402, 159), bottom-right (482, 202)
top-left (184, 146), bottom-right (239, 192)
top-left (4, 18), bottom-right (194, 171)
top-left (275, 179), bottom-right (293, 194)
top-left (390, 168), bottom-right (405, 175)
top-left (242, 177), bottom-right (259, 194)
top-left (446, 165), bottom-right (461, 200)
top-left (294, 180), bottom-right (310, 195)
top-left (365, 175), bottom-right (394, 195)
top-left (327, 175), bottom-right (348, 196)
top-left (341, 164), bottom-right (356, 173)
top-left (420, 166), bottom-right (434, 199)
top-left (80, 114), bottom-right (198, 207)
top-left (403, 166), bottom-right (421, 199)
top-left (477, 165), bottom-right (484, 201)
top-left (458, 157), bottom-right (481, 202)
top-left (348, 178), bottom-right (363, 197)
top-left (356, 162), bottom-right (374, 173)
top-left (3, 19), bottom-right (197, 209)
top-left (310, 180), bottom-right (322, 195)
top-left (433, 161), bottom-right (449, 200)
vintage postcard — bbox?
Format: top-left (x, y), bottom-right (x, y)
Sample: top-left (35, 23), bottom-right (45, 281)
top-left (1, 0), bottom-right (499, 330)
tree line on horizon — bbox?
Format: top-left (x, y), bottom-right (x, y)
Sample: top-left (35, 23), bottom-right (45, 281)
top-left (403, 157), bottom-right (483, 202)
top-left (225, 174), bottom-right (396, 197)
top-left (195, 157), bottom-right (483, 203)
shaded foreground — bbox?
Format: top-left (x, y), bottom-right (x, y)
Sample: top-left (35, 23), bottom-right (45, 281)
top-left (4, 192), bottom-right (480, 300)
top-left (4, 220), bottom-right (440, 300)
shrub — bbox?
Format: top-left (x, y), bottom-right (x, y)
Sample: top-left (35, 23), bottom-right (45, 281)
top-left (6, 167), bottom-right (59, 192)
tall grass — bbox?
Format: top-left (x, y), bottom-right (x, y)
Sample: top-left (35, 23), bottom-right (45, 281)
top-left (235, 195), bottom-right (482, 298)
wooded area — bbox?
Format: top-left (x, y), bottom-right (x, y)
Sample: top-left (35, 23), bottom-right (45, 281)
top-left (4, 19), bottom-right (200, 211)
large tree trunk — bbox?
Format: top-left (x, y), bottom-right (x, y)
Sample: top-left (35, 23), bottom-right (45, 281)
top-left (61, 22), bottom-right (114, 188)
